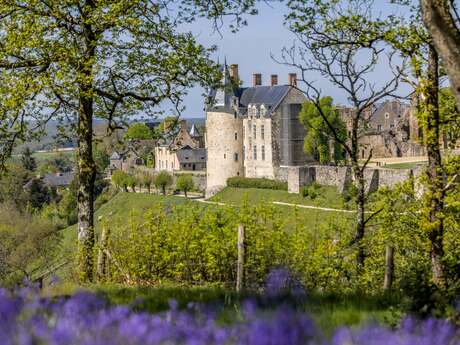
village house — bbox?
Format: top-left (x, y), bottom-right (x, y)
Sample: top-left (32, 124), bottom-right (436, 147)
top-left (154, 120), bottom-right (206, 172)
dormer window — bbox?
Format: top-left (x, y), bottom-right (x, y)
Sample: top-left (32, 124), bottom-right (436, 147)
top-left (260, 104), bottom-right (267, 117)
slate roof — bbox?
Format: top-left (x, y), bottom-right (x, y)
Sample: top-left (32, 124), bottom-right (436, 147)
top-left (176, 148), bottom-right (206, 163)
top-left (239, 85), bottom-right (291, 108)
top-left (189, 123), bottom-right (200, 137)
top-left (43, 171), bottom-right (74, 187)
top-left (110, 151), bottom-right (121, 160)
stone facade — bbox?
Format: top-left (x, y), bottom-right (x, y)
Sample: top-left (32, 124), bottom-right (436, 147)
top-left (206, 111), bottom-right (244, 196)
top-left (287, 164), bottom-right (419, 194)
top-left (154, 120), bottom-right (206, 173)
top-left (206, 63), bottom-right (312, 196)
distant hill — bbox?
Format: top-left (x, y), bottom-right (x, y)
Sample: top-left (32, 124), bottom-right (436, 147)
top-left (16, 117), bottom-right (205, 153)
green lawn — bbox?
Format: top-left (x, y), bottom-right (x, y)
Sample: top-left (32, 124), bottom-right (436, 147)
top-left (33, 149), bottom-right (76, 162)
top-left (210, 186), bottom-right (354, 210)
top-left (383, 162), bottom-right (426, 169)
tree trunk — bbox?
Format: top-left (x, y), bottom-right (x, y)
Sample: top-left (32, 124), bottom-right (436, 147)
top-left (236, 224), bottom-right (245, 292)
top-left (184, 190), bottom-right (187, 198)
top-left (77, 89), bottom-right (96, 282)
top-left (383, 245), bottom-right (394, 291)
top-left (423, 46), bottom-right (447, 288)
top-left (421, 0), bottom-right (460, 108)
top-left (77, 0), bottom-right (97, 282)
top-left (353, 164), bottom-right (366, 270)
top-left (162, 185), bottom-right (166, 195)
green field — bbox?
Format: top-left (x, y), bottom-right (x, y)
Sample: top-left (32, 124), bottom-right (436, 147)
top-left (210, 186), bottom-right (354, 210)
top-left (383, 161), bottom-right (426, 169)
top-left (33, 149), bottom-right (76, 162)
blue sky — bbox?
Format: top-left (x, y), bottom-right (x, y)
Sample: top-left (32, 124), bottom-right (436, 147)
top-left (179, 1), bottom-right (411, 118)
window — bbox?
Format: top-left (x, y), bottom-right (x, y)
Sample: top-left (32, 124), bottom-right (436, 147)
top-left (253, 125), bottom-right (257, 139)
top-left (243, 126), bottom-right (245, 139)
top-left (390, 124), bottom-right (395, 129)
top-left (253, 145), bottom-right (257, 160)
top-left (377, 125), bottom-right (382, 131)
top-left (261, 145), bottom-right (265, 161)
top-left (234, 132), bottom-right (238, 140)
top-left (234, 111), bottom-right (237, 119)
top-left (234, 153), bottom-right (238, 162)
top-left (385, 112), bottom-right (390, 119)
top-left (261, 125), bottom-right (265, 140)
top-left (243, 146), bottom-right (245, 160)
top-left (224, 153), bottom-right (226, 159)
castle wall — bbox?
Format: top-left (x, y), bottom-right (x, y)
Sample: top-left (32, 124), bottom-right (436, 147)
top-left (287, 165), bottom-right (417, 194)
top-left (206, 111), bottom-right (244, 196)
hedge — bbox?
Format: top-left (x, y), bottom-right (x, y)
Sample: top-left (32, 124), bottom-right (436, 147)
top-left (227, 177), bottom-right (288, 190)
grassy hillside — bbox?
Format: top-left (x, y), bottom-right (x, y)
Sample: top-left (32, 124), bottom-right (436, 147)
top-left (58, 190), bottom-right (355, 280)
top-left (210, 186), bottom-right (354, 210)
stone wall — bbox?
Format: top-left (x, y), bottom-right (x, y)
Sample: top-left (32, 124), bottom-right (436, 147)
top-left (287, 164), bottom-right (416, 194)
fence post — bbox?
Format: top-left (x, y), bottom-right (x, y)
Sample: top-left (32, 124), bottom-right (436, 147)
top-left (383, 245), bottom-right (394, 291)
top-left (97, 219), bottom-right (110, 282)
top-left (236, 224), bottom-right (245, 292)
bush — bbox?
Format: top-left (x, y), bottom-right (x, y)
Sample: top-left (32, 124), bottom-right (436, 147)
top-left (154, 171), bottom-right (173, 195)
top-left (300, 182), bottom-right (321, 199)
top-left (227, 177), bottom-right (287, 191)
top-left (176, 174), bottom-right (194, 197)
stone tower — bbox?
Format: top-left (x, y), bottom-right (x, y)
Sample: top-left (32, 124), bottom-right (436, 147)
top-left (205, 63), bottom-right (244, 197)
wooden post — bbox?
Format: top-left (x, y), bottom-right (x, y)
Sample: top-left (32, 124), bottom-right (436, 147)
top-left (383, 245), bottom-right (394, 291)
top-left (236, 224), bottom-right (245, 292)
top-left (97, 221), bottom-right (110, 282)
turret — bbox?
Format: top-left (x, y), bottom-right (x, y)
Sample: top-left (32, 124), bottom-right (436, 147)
top-left (205, 62), bottom-right (244, 197)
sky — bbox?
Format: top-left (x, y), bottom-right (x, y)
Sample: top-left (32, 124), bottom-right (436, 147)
top-left (178, 1), bottom-right (411, 118)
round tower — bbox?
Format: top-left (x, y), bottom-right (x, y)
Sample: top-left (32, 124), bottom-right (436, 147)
top-left (205, 63), bottom-right (244, 197)
top-left (206, 111), bottom-right (243, 197)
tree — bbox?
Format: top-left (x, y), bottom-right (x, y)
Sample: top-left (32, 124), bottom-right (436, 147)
top-left (439, 87), bottom-right (460, 148)
top-left (0, 0), bottom-right (256, 281)
top-left (126, 175), bottom-right (137, 193)
top-left (20, 147), bottom-right (37, 172)
top-left (421, 0), bottom-right (460, 108)
top-left (25, 178), bottom-right (58, 210)
top-left (176, 174), bottom-right (194, 197)
top-left (111, 170), bottom-right (129, 192)
top-left (288, 0), bottom-right (458, 288)
top-left (154, 171), bottom-right (173, 196)
top-left (282, 0), bottom-right (404, 270)
top-left (299, 97), bottom-right (347, 164)
top-left (125, 123), bottom-right (153, 140)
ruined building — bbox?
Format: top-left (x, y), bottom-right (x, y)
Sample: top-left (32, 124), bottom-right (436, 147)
top-left (205, 63), bottom-right (312, 196)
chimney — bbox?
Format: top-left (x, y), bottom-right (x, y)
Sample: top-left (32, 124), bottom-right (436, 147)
top-left (230, 64), bottom-right (239, 82)
top-left (288, 73), bottom-right (297, 87)
top-left (270, 74), bottom-right (278, 86)
top-left (252, 73), bottom-right (262, 87)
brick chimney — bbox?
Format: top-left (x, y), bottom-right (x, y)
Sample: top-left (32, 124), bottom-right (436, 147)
top-left (270, 74), bottom-right (278, 86)
top-left (288, 73), bottom-right (297, 87)
top-left (252, 73), bottom-right (262, 87)
top-left (230, 64), bottom-right (239, 82)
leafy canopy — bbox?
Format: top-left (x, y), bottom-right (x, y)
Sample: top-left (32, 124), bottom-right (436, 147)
top-left (299, 97), bottom-right (347, 164)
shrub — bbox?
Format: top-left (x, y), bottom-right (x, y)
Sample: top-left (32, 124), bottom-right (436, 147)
top-left (300, 182), bottom-right (320, 199)
top-left (154, 171), bottom-right (173, 195)
top-left (176, 174), bottom-right (194, 197)
top-left (111, 170), bottom-right (129, 191)
top-left (227, 177), bottom-right (287, 190)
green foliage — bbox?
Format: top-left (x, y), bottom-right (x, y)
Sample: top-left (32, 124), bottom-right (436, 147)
top-left (439, 87), bottom-right (460, 148)
top-left (227, 177), bottom-right (287, 191)
top-left (154, 171), bottom-right (173, 195)
top-left (124, 123), bottom-right (154, 140)
top-left (299, 97), bottom-right (347, 164)
top-left (0, 203), bottom-right (61, 287)
top-left (111, 170), bottom-right (129, 191)
top-left (20, 147), bottom-right (37, 172)
top-left (176, 174), bottom-right (194, 197)
top-left (25, 178), bottom-right (59, 210)
top-left (300, 182), bottom-right (321, 199)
